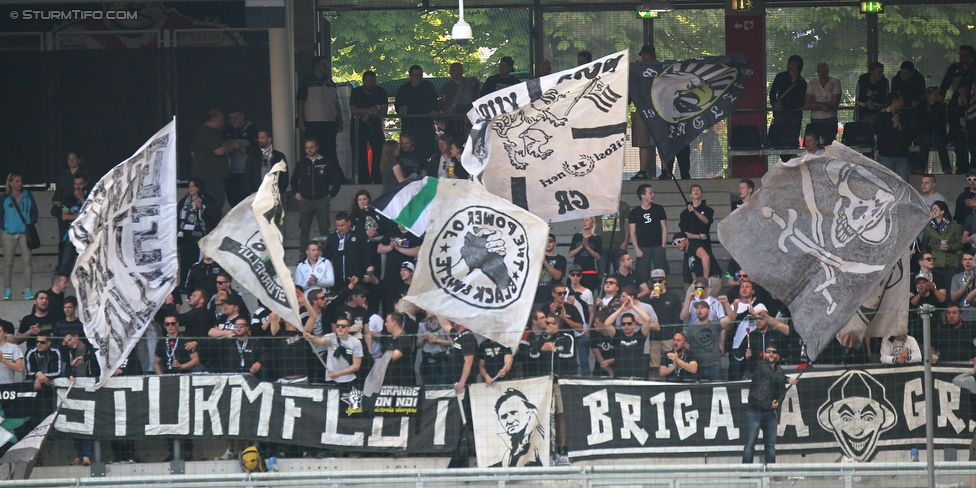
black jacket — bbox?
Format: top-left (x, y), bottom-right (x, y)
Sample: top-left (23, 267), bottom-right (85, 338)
top-left (290, 156), bottom-right (343, 201)
top-left (247, 149), bottom-right (289, 194)
top-left (748, 361), bottom-right (789, 411)
top-left (323, 229), bottom-right (373, 285)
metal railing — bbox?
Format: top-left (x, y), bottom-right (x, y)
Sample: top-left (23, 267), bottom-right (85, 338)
top-left (13, 462), bottom-right (976, 487)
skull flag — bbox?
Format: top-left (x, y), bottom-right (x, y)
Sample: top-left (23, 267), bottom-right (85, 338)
top-left (717, 143), bottom-right (930, 360)
top-left (630, 53), bottom-right (752, 164)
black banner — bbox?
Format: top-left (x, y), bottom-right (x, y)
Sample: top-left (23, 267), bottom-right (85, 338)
top-left (0, 383), bottom-right (55, 457)
top-left (629, 54), bottom-right (752, 163)
top-left (51, 376), bottom-right (461, 454)
top-left (559, 366), bottom-right (974, 462)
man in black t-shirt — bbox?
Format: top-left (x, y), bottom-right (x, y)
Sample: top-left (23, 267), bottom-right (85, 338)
top-left (448, 321), bottom-right (477, 393)
top-left (660, 331), bottom-right (698, 382)
top-left (611, 253), bottom-right (650, 298)
top-left (534, 234), bottom-right (567, 304)
top-left (383, 313), bottom-right (416, 386)
top-left (542, 283), bottom-right (584, 336)
top-left (348, 70), bottom-right (388, 184)
top-left (17, 290), bottom-right (58, 352)
top-left (672, 232), bottom-right (722, 293)
top-left (154, 314), bottom-right (200, 375)
top-left (628, 184), bottom-right (669, 278)
top-left (478, 339), bottom-right (512, 384)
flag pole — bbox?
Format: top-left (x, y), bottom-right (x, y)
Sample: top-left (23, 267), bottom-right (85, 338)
top-left (671, 176), bottom-right (690, 206)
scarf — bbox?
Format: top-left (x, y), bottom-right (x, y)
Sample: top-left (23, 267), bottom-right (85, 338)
top-left (931, 216), bottom-right (951, 234)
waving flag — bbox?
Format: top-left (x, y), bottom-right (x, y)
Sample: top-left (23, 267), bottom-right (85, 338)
top-left (69, 119), bottom-right (178, 388)
top-left (404, 179), bottom-right (548, 351)
top-left (717, 143), bottom-right (929, 360)
top-left (372, 177), bottom-right (438, 237)
top-left (199, 163), bottom-right (301, 327)
top-left (630, 53), bottom-right (752, 163)
top-left (462, 51), bottom-right (628, 223)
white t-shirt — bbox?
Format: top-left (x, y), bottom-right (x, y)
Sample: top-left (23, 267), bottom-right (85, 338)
top-left (686, 295), bottom-right (726, 324)
top-left (0, 342), bottom-right (24, 385)
top-left (806, 77), bottom-right (841, 120)
top-left (324, 333), bottom-right (363, 384)
top-left (731, 300), bottom-right (768, 350)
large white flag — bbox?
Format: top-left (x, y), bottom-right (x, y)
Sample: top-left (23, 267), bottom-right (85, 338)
top-left (462, 51), bottom-right (628, 223)
top-left (404, 179), bottom-right (547, 351)
top-left (69, 119), bottom-right (178, 387)
top-left (199, 162), bottom-right (301, 327)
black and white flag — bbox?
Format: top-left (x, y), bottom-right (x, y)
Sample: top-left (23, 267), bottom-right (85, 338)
top-left (630, 53), bottom-right (751, 163)
top-left (68, 119), bottom-right (178, 387)
top-left (461, 51), bottom-right (628, 223)
top-left (469, 377), bottom-right (552, 468)
top-left (404, 179), bottom-right (548, 351)
top-left (718, 143), bottom-right (930, 360)
top-left (199, 162), bottom-right (301, 327)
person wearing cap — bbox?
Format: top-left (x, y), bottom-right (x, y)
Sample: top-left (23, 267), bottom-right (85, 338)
top-left (481, 56), bottom-right (521, 97)
top-left (378, 224), bottom-right (421, 286)
top-left (892, 60), bottom-right (924, 107)
top-left (566, 263), bottom-right (594, 372)
top-left (685, 296), bottom-right (734, 382)
top-left (645, 269), bottom-right (682, 379)
top-left (855, 61), bottom-right (889, 123)
top-left (916, 86), bottom-right (953, 176)
top-left (211, 294), bottom-right (250, 339)
top-left (207, 272), bottom-right (249, 319)
top-left (630, 45), bottom-right (659, 180)
top-left (741, 341), bottom-right (798, 465)
top-left (679, 276), bottom-right (727, 324)
top-left (383, 261), bottom-right (415, 317)
top-left (768, 54), bottom-right (807, 162)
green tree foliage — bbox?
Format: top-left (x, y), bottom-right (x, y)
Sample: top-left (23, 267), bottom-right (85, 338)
top-left (328, 8), bottom-right (530, 84)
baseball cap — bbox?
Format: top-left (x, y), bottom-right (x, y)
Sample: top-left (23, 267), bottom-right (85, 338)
top-left (900, 61), bottom-right (915, 71)
top-left (650, 269), bottom-right (667, 279)
top-left (915, 273), bottom-right (930, 282)
top-left (224, 294), bottom-right (245, 309)
top-left (568, 264), bottom-right (583, 274)
top-left (401, 261), bottom-right (415, 272)
top-left (350, 285), bottom-right (368, 296)
top-left (693, 277), bottom-right (708, 287)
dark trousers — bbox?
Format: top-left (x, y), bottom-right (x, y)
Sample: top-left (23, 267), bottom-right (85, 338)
top-left (917, 132), bottom-right (953, 174)
top-left (352, 128), bottom-right (385, 184)
top-left (773, 112), bottom-right (803, 162)
top-left (225, 173), bottom-right (251, 208)
top-left (810, 118), bottom-right (839, 144)
top-left (743, 405), bottom-right (778, 464)
top-left (660, 145), bottom-right (691, 179)
top-left (952, 130), bottom-right (970, 174)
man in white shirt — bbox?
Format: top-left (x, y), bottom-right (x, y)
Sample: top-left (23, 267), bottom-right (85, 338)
top-left (294, 242), bottom-right (335, 298)
top-left (805, 62), bottom-right (842, 143)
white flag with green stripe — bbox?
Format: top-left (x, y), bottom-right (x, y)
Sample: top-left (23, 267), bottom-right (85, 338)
top-left (372, 177), bottom-right (439, 236)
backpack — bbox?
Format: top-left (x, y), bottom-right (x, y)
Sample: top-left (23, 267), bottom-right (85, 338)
top-left (239, 445), bottom-right (266, 473)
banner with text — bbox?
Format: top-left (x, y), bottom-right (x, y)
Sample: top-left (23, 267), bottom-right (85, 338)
top-left (51, 376), bottom-right (462, 454)
top-left (559, 366), bottom-right (973, 462)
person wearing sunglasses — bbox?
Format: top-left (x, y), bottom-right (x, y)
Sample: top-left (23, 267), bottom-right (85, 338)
top-left (25, 330), bottom-right (58, 390)
top-left (956, 173), bottom-right (976, 228)
top-left (741, 342), bottom-right (798, 465)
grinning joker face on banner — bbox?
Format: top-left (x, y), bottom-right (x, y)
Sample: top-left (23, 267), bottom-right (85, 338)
top-left (817, 371), bottom-right (897, 462)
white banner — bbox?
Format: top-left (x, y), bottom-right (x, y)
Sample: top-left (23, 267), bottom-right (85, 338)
top-left (462, 51), bottom-right (628, 223)
top-left (198, 166), bottom-right (300, 327)
top-left (469, 376), bottom-right (552, 468)
top-left (69, 119), bottom-right (178, 387)
top-left (404, 179), bottom-right (547, 351)
top-left (250, 161), bottom-right (302, 326)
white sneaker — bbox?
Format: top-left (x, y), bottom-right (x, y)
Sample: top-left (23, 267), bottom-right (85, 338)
top-left (218, 449), bottom-right (235, 460)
